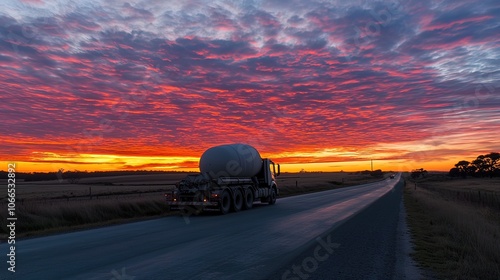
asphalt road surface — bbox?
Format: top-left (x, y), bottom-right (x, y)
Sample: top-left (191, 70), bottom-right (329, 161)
top-left (1, 174), bottom-right (402, 280)
top-left (270, 174), bottom-right (414, 279)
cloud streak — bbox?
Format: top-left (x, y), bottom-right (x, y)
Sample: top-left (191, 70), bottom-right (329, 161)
top-left (1, 0), bottom-right (499, 171)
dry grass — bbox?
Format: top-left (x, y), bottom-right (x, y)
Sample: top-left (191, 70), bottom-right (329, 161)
top-left (8, 173), bottom-right (186, 200)
top-left (413, 174), bottom-right (500, 192)
top-left (404, 175), bottom-right (500, 280)
top-left (414, 175), bottom-right (500, 210)
top-left (277, 172), bottom-right (385, 196)
top-left (1, 172), bottom-right (385, 238)
top-left (0, 195), bottom-right (171, 238)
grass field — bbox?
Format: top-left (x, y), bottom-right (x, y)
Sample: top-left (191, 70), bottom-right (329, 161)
top-left (404, 174), bottom-right (500, 280)
top-left (277, 171), bottom-right (385, 196)
top-left (1, 172), bottom-right (386, 238)
top-left (12, 173), bottom-right (186, 200)
top-left (412, 175), bottom-right (500, 210)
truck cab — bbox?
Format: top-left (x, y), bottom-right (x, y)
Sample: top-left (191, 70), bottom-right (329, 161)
top-left (260, 158), bottom-right (280, 192)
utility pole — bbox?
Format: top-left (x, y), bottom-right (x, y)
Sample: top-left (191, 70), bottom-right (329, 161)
top-left (371, 159), bottom-right (373, 171)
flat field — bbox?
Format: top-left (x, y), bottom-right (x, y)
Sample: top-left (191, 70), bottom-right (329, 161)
top-left (277, 171), bottom-right (386, 196)
top-left (1, 172), bottom-right (386, 238)
top-left (404, 174), bottom-right (500, 280)
top-left (416, 173), bottom-right (500, 191)
top-left (11, 173), bottom-right (187, 200)
top-left (412, 174), bottom-right (500, 210)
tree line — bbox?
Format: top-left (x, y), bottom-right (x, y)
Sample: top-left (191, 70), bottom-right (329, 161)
top-left (449, 152), bottom-right (500, 178)
top-left (411, 168), bottom-right (428, 179)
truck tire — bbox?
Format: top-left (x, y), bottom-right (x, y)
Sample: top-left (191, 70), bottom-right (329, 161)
top-left (243, 189), bottom-right (254, 210)
top-left (268, 188), bottom-right (277, 205)
top-left (232, 189), bottom-right (243, 212)
top-left (219, 190), bottom-right (231, 214)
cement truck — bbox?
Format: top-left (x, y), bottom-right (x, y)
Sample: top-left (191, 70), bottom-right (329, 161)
top-left (165, 144), bottom-right (280, 214)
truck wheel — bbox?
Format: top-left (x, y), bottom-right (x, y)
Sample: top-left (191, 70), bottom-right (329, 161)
top-left (219, 191), bottom-right (231, 214)
top-left (268, 188), bottom-right (277, 205)
top-left (232, 189), bottom-right (243, 212)
top-left (243, 189), bottom-right (254, 210)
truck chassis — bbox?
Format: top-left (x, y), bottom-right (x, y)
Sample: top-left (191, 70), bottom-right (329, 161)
top-left (165, 159), bottom-right (279, 214)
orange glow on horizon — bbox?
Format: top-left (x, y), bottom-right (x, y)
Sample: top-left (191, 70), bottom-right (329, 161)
top-left (0, 143), bottom-right (470, 173)
top-left (0, 158), bottom-right (458, 173)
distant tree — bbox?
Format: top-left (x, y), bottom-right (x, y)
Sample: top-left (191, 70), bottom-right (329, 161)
top-left (420, 168), bottom-right (428, 177)
top-left (411, 168), bottom-right (428, 179)
top-left (65, 170), bottom-right (81, 184)
top-left (470, 153), bottom-right (500, 177)
top-left (371, 169), bottom-right (383, 178)
top-left (455, 160), bottom-right (470, 178)
top-left (57, 168), bottom-right (65, 181)
top-left (466, 165), bottom-right (477, 177)
top-left (492, 153), bottom-right (500, 177)
top-left (480, 154), bottom-right (494, 176)
top-left (494, 168), bottom-right (500, 177)
top-left (451, 152), bottom-right (500, 178)
top-left (472, 156), bottom-right (487, 177)
top-left (485, 152), bottom-right (500, 177)
top-left (449, 167), bottom-right (460, 178)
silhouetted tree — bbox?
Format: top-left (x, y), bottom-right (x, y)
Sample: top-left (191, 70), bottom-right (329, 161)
top-left (487, 152), bottom-right (500, 165)
top-left (485, 152), bottom-right (500, 177)
top-left (455, 160), bottom-right (470, 178)
top-left (466, 165), bottom-right (477, 177)
top-left (371, 169), bottom-right (383, 178)
top-left (449, 167), bottom-right (460, 178)
top-left (472, 156), bottom-right (487, 177)
top-left (469, 153), bottom-right (500, 177)
top-left (65, 170), bottom-right (81, 184)
top-left (411, 168), bottom-right (428, 179)
top-left (451, 152), bottom-right (500, 178)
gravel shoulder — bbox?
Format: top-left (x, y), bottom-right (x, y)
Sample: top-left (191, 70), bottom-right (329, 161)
top-left (393, 196), bottom-right (427, 280)
top-left (269, 178), bottom-right (426, 280)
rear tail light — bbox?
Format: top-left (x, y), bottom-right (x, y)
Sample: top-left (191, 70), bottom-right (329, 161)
top-left (165, 193), bottom-right (175, 201)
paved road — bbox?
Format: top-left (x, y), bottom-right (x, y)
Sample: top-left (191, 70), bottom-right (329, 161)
top-left (1, 174), bottom-right (400, 280)
top-left (271, 175), bottom-right (410, 279)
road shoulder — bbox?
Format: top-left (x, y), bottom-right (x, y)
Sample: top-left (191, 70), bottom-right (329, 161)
top-left (393, 197), bottom-right (426, 279)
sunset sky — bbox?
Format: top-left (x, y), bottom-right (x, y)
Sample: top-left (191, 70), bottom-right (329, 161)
top-left (1, 0), bottom-right (499, 173)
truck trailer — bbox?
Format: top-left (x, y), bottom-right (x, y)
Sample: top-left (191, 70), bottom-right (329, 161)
top-left (165, 143), bottom-right (280, 214)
